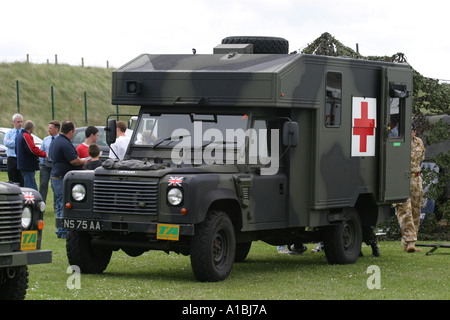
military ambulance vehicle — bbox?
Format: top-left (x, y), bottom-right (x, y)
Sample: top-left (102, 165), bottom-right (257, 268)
top-left (0, 182), bottom-right (51, 299)
top-left (59, 37), bottom-right (412, 282)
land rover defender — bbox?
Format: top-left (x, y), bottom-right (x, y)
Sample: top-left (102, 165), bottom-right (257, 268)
top-left (0, 182), bottom-right (52, 299)
top-left (59, 37), bottom-right (413, 281)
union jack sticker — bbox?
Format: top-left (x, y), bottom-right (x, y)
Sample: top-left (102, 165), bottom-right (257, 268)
top-left (22, 191), bottom-right (35, 204)
top-left (168, 176), bottom-right (183, 187)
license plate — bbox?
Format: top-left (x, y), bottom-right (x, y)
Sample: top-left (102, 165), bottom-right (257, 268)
top-left (21, 231), bottom-right (38, 251)
top-left (2, 159), bottom-right (6, 164)
top-left (63, 219), bottom-right (102, 231)
top-left (157, 224), bottom-right (179, 241)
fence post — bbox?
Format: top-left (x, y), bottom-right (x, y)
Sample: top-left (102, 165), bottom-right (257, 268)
top-left (84, 91), bottom-right (88, 125)
top-left (16, 80), bottom-right (20, 113)
top-left (51, 86), bottom-right (55, 120)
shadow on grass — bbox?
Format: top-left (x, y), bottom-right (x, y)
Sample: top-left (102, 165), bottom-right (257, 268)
top-left (98, 250), bottom-right (365, 283)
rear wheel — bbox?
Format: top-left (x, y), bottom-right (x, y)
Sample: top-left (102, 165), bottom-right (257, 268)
top-left (323, 209), bottom-right (362, 264)
top-left (190, 210), bottom-right (236, 282)
top-left (235, 242), bottom-right (252, 262)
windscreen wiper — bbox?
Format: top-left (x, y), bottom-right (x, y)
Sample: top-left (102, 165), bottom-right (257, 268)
top-left (152, 134), bottom-right (191, 148)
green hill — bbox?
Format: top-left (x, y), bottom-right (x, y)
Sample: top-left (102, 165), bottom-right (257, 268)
top-left (0, 62), bottom-right (136, 138)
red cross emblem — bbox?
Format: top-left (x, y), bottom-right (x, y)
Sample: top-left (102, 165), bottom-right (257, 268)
top-left (352, 97), bottom-right (376, 157)
top-left (353, 101), bottom-right (375, 152)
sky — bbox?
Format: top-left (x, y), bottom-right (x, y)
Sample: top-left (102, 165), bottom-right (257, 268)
top-left (1, 0), bottom-right (449, 81)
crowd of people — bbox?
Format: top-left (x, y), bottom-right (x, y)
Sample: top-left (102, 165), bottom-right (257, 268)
top-left (4, 114), bottom-right (131, 238)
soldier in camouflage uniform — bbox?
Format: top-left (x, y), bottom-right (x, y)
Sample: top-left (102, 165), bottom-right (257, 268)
top-left (394, 122), bottom-right (425, 252)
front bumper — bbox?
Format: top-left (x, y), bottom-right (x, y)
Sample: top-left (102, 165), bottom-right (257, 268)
top-left (0, 250), bottom-right (52, 268)
top-left (56, 217), bottom-right (194, 237)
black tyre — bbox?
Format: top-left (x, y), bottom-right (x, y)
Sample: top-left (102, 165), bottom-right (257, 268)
top-left (66, 230), bottom-right (112, 274)
top-left (190, 210), bottom-right (236, 282)
top-left (323, 209), bottom-right (362, 264)
top-left (235, 242), bottom-right (252, 262)
top-left (0, 266), bottom-right (28, 300)
top-left (221, 36), bottom-right (289, 54)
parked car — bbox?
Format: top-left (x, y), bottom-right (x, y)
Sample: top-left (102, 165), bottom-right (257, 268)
top-left (71, 126), bottom-right (132, 162)
top-left (0, 144), bottom-right (7, 171)
top-left (0, 127), bottom-right (42, 149)
top-left (0, 127), bottom-right (42, 171)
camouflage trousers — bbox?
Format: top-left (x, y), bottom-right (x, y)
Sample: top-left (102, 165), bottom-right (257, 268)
top-left (394, 175), bottom-right (423, 246)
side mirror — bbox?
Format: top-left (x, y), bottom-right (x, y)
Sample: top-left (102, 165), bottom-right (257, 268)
top-left (105, 119), bottom-right (117, 145)
top-left (283, 121), bottom-right (298, 147)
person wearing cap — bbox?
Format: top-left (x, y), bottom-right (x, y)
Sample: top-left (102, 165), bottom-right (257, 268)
top-left (394, 122), bottom-right (425, 252)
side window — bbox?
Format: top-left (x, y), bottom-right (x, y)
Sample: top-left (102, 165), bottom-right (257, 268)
top-left (250, 119), bottom-right (282, 165)
top-left (389, 98), bottom-right (401, 138)
top-left (72, 131), bottom-right (85, 145)
top-left (251, 120), bottom-right (268, 162)
top-left (96, 130), bottom-right (107, 147)
top-left (325, 72), bottom-right (342, 127)
top-left (388, 82), bottom-right (407, 139)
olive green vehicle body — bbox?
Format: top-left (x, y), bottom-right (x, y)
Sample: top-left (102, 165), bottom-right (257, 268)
top-left (59, 43), bottom-right (413, 273)
top-left (0, 182), bottom-right (51, 266)
top-left (0, 182), bottom-right (52, 299)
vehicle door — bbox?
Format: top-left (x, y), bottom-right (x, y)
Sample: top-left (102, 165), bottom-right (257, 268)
top-left (378, 67), bottom-right (413, 201)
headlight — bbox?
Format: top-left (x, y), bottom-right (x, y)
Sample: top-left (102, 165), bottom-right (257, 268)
top-left (72, 184), bottom-right (86, 201)
top-left (167, 188), bottom-right (183, 206)
top-left (21, 206), bottom-right (33, 229)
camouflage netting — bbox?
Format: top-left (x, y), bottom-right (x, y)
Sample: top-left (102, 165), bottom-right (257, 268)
top-left (300, 32), bottom-right (362, 59)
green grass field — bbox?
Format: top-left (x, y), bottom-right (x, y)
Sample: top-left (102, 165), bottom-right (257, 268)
top-left (1, 172), bottom-right (448, 300)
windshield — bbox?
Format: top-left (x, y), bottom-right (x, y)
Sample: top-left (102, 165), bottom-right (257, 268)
top-left (132, 113), bottom-right (249, 148)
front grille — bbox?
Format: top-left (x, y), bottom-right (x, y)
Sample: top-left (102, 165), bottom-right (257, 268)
top-left (93, 180), bottom-right (158, 215)
top-left (0, 199), bottom-right (23, 245)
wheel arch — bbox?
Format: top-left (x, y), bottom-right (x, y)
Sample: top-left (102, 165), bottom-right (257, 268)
top-left (195, 188), bottom-right (242, 228)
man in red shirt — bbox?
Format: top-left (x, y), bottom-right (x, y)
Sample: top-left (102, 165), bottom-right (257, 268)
top-left (16, 120), bottom-right (48, 190)
top-left (76, 126), bottom-right (98, 160)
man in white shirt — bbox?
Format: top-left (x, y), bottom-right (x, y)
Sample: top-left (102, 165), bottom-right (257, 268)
top-left (5, 114), bottom-right (24, 186)
top-left (109, 121), bottom-right (130, 160)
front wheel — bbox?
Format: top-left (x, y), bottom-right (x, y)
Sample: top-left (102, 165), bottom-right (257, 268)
top-left (0, 266), bottom-right (28, 300)
top-left (66, 230), bottom-right (112, 274)
top-left (190, 210), bottom-right (236, 282)
top-left (323, 209), bottom-right (362, 264)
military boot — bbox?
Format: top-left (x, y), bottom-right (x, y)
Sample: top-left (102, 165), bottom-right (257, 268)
top-left (371, 244), bottom-right (380, 257)
top-left (406, 242), bottom-right (422, 253)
